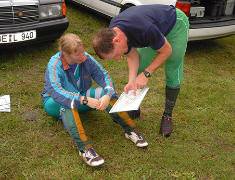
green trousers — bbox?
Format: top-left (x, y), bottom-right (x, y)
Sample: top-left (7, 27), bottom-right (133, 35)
top-left (138, 9), bottom-right (189, 87)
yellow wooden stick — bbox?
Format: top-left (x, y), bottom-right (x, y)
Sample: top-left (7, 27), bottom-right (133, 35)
top-left (109, 99), bottom-right (136, 128)
top-left (71, 100), bottom-right (88, 142)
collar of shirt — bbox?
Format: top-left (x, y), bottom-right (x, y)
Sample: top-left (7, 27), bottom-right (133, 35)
top-left (60, 53), bottom-right (70, 71)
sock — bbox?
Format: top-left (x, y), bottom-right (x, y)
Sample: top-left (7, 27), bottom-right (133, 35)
top-left (163, 86), bottom-right (180, 117)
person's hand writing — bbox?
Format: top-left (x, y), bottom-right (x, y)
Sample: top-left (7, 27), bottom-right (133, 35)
top-left (124, 81), bottom-right (137, 93)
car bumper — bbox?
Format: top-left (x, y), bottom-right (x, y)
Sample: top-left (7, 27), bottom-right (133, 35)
top-left (189, 23), bottom-right (235, 41)
top-left (0, 17), bottom-right (69, 47)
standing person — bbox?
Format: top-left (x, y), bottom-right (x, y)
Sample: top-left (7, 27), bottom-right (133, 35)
top-left (93, 4), bottom-right (189, 137)
top-left (41, 33), bottom-right (148, 167)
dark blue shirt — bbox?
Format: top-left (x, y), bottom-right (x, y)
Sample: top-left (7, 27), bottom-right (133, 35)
top-left (109, 4), bottom-right (176, 52)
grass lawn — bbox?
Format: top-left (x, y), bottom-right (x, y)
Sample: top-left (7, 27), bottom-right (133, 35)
top-left (0, 4), bottom-right (235, 179)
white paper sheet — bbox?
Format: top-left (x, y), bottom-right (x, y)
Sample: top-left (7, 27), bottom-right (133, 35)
top-left (109, 87), bottom-right (149, 113)
top-left (0, 95), bottom-right (11, 112)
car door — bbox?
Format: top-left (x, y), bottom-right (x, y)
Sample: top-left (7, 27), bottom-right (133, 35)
top-left (85, 0), bottom-right (122, 17)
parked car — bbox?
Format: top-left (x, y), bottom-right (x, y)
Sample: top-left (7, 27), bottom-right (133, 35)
top-left (71, 0), bottom-right (235, 41)
top-left (0, 0), bottom-right (69, 47)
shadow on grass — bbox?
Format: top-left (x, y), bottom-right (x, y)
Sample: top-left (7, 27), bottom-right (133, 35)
top-left (0, 41), bottom-right (57, 64)
top-left (187, 39), bottom-right (226, 55)
top-left (186, 37), bottom-right (235, 65)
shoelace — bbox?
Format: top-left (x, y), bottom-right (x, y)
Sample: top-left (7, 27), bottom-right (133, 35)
top-left (85, 148), bottom-right (98, 159)
top-left (132, 131), bottom-right (143, 140)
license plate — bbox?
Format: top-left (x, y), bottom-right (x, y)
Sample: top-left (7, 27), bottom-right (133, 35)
top-left (0, 30), bottom-right (36, 44)
top-left (190, 7), bottom-right (205, 18)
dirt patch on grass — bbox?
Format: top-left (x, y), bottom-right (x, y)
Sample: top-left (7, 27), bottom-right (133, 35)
top-left (22, 110), bottom-right (40, 121)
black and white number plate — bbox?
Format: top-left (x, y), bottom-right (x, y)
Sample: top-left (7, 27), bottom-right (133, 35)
top-left (0, 30), bottom-right (36, 44)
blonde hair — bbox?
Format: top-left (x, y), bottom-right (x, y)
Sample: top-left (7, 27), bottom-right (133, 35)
top-left (58, 33), bottom-right (83, 54)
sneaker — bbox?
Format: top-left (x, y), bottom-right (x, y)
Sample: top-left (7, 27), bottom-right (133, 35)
top-left (79, 147), bottom-right (104, 167)
top-left (125, 130), bottom-right (148, 148)
top-left (159, 115), bottom-right (173, 137)
top-left (127, 108), bottom-right (141, 119)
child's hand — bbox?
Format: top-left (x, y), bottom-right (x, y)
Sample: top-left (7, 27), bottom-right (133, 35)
top-left (87, 97), bottom-right (100, 109)
top-left (97, 95), bottom-right (111, 110)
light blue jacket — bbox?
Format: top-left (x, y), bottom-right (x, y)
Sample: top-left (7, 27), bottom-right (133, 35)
top-left (41, 52), bottom-right (115, 108)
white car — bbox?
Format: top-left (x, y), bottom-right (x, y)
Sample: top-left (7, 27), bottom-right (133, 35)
top-left (71, 0), bottom-right (235, 41)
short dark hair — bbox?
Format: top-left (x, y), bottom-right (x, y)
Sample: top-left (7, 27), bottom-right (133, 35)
top-left (92, 28), bottom-right (116, 59)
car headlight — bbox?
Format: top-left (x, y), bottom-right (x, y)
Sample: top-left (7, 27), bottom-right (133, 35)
top-left (39, 4), bottom-right (62, 20)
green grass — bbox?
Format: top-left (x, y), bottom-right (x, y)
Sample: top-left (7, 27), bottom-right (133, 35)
top-left (0, 4), bottom-right (235, 179)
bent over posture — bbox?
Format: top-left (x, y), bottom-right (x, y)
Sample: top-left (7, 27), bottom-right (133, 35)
top-left (41, 33), bottom-right (148, 167)
top-left (93, 4), bottom-right (189, 137)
